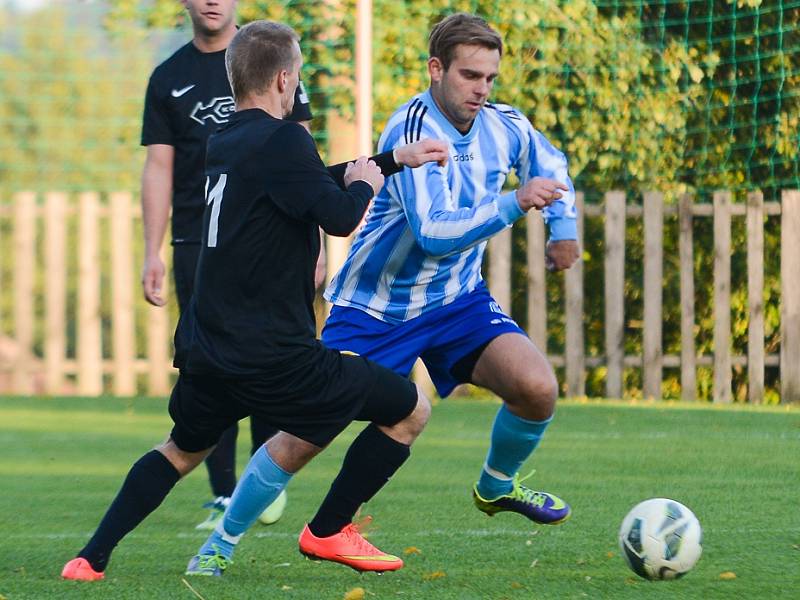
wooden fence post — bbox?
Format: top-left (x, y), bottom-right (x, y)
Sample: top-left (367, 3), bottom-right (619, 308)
top-left (565, 192), bottom-right (585, 397)
top-left (12, 192), bottom-right (36, 394)
top-left (713, 191), bottom-right (732, 403)
top-left (526, 211), bottom-right (547, 351)
top-left (747, 191), bottom-right (765, 404)
top-left (679, 194), bottom-right (696, 401)
top-left (78, 192), bottom-right (103, 396)
top-left (781, 190), bottom-right (800, 404)
top-left (489, 227), bottom-right (513, 314)
top-left (604, 191), bottom-right (626, 399)
top-left (44, 193), bottom-right (67, 395)
top-left (643, 191), bottom-right (663, 400)
top-left (111, 192), bottom-right (136, 396)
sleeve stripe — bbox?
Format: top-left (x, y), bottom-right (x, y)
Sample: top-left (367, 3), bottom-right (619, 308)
top-left (407, 100), bottom-right (425, 145)
top-left (404, 99), bottom-right (421, 144)
top-left (415, 106), bottom-right (428, 141)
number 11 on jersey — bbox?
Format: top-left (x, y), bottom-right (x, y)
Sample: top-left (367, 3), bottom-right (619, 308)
top-left (205, 174), bottom-right (227, 247)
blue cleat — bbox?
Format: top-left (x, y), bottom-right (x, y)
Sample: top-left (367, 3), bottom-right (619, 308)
top-left (473, 471), bottom-right (571, 525)
top-left (185, 545), bottom-right (231, 577)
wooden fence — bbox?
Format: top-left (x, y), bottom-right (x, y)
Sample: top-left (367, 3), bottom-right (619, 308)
top-left (487, 190), bottom-right (799, 404)
top-left (0, 190), bottom-right (798, 402)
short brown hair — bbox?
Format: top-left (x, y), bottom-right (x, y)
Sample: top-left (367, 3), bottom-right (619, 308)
top-left (225, 20), bottom-right (300, 103)
top-left (428, 13), bottom-right (503, 70)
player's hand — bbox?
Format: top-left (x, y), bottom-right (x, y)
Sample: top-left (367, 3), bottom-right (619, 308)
top-left (394, 139), bottom-right (449, 168)
top-left (344, 155), bottom-right (385, 196)
top-left (545, 239), bottom-right (580, 272)
top-left (516, 177), bottom-right (569, 212)
top-left (142, 254), bottom-right (167, 306)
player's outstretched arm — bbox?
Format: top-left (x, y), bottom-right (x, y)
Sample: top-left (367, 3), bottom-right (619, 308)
top-left (267, 124), bottom-right (377, 237)
top-left (326, 139), bottom-right (449, 188)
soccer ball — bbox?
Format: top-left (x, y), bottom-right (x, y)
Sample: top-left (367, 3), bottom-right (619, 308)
top-left (618, 498), bottom-right (703, 580)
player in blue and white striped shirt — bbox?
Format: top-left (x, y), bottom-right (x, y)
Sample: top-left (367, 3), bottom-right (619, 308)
top-left (303, 14), bottom-right (579, 549)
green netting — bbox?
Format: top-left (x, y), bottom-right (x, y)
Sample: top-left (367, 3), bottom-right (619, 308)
top-left (0, 0), bottom-right (798, 199)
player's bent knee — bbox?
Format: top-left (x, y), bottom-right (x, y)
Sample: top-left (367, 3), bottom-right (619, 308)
top-left (156, 439), bottom-right (210, 477)
top-left (381, 386), bottom-right (431, 444)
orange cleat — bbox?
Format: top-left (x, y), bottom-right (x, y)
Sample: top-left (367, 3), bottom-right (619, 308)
top-left (61, 557), bottom-right (105, 581)
top-left (298, 520), bottom-right (403, 573)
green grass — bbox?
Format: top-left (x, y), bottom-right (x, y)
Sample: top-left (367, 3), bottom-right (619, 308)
top-left (1, 396), bottom-right (799, 599)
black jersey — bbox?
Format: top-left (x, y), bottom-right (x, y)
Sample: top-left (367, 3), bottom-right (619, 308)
top-left (174, 109), bottom-right (374, 376)
top-left (141, 41), bottom-right (313, 244)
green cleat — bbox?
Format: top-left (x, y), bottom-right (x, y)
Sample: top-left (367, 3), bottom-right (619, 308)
top-left (195, 496), bottom-right (229, 531)
top-left (185, 545), bottom-right (231, 577)
top-left (473, 471), bottom-right (571, 525)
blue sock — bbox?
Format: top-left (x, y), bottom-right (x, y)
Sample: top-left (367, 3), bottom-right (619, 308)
top-left (476, 405), bottom-right (551, 500)
top-left (198, 446), bottom-right (292, 560)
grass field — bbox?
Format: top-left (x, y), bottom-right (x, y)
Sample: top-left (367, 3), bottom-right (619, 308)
top-left (1, 395), bottom-right (798, 599)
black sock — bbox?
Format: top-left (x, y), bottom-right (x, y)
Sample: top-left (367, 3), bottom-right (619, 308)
top-left (249, 418), bottom-right (278, 457)
top-left (78, 450), bottom-right (180, 572)
top-left (204, 423), bottom-right (238, 497)
top-left (308, 424), bottom-right (410, 538)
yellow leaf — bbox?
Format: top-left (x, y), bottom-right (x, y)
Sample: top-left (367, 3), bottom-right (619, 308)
top-left (510, 582), bottom-right (524, 589)
top-left (344, 587), bottom-right (366, 600)
top-left (688, 65), bottom-right (704, 83)
top-left (423, 570), bottom-right (446, 581)
top-left (404, 546), bottom-right (422, 555)
top-left (606, 551), bottom-right (615, 558)
top-left (719, 571), bottom-right (737, 580)
top-left (281, 585), bottom-right (293, 590)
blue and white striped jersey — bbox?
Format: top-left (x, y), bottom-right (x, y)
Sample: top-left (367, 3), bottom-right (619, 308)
top-left (325, 89), bottom-right (577, 324)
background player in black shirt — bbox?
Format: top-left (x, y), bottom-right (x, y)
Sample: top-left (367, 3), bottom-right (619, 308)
top-left (61, 18), bottom-right (446, 583)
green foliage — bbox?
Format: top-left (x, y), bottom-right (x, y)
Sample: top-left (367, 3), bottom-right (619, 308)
top-left (0, 6), bottom-right (151, 193)
top-left (370, 0), bottom-right (711, 194)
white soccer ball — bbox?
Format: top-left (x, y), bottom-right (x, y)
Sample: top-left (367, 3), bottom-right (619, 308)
top-left (618, 498), bottom-right (703, 580)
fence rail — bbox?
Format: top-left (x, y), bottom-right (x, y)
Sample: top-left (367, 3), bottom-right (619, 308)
top-left (1, 190), bottom-right (798, 402)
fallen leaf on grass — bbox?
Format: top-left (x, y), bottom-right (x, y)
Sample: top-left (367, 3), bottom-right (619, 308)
top-left (422, 570), bottom-right (446, 581)
top-left (792, 544), bottom-right (799, 551)
top-left (719, 571), bottom-right (737, 580)
top-left (510, 582), bottom-right (524, 590)
top-left (530, 559), bottom-right (539, 568)
top-left (404, 546), bottom-right (422, 555)
top-left (281, 585), bottom-right (293, 590)
top-left (625, 577), bottom-right (638, 585)
top-left (606, 551), bottom-right (615, 559)
top-left (344, 587), bottom-right (365, 600)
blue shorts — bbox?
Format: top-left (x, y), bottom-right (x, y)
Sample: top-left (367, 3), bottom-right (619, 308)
top-left (321, 283), bottom-right (527, 398)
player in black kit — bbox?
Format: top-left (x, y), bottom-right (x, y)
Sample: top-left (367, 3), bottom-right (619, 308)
top-left (61, 19), bottom-right (448, 582)
top-left (140, 0), bottom-right (312, 530)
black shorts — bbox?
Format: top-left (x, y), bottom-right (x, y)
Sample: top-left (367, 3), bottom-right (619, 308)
top-left (168, 348), bottom-right (418, 452)
top-left (172, 243), bottom-right (201, 314)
